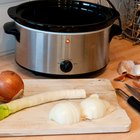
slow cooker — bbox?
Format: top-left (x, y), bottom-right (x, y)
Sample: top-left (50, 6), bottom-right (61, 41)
top-left (4, 0), bottom-right (122, 77)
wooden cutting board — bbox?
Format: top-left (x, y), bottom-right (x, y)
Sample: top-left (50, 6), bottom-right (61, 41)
top-left (0, 79), bottom-right (131, 136)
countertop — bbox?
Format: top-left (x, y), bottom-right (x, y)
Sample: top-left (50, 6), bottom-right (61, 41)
top-left (0, 38), bottom-right (140, 140)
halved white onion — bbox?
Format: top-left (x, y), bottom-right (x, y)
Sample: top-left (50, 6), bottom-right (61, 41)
top-left (80, 94), bottom-right (110, 119)
top-left (48, 101), bottom-right (81, 125)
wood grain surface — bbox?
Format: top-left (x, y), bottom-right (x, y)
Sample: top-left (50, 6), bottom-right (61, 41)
top-left (0, 79), bottom-right (131, 136)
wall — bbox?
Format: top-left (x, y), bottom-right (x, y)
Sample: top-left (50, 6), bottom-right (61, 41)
top-left (0, 0), bottom-right (28, 56)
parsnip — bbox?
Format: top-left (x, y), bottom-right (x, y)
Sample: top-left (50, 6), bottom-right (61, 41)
top-left (0, 89), bottom-right (86, 120)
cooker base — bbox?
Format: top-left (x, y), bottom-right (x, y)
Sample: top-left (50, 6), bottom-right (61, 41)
top-left (16, 61), bottom-right (107, 78)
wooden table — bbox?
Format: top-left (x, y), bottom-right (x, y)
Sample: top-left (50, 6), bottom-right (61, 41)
top-left (0, 38), bottom-right (140, 140)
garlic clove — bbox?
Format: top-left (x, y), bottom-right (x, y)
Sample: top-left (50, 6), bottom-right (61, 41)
top-left (114, 60), bottom-right (140, 81)
top-left (117, 60), bottom-right (140, 76)
top-left (117, 60), bottom-right (135, 75)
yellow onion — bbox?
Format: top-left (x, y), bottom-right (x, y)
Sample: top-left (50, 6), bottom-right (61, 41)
top-left (0, 70), bottom-right (24, 102)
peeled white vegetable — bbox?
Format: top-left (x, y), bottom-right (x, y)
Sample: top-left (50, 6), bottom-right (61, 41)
top-left (80, 94), bottom-right (110, 119)
top-left (49, 101), bottom-right (81, 125)
top-left (0, 89), bottom-right (86, 120)
top-left (48, 94), bottom-right (112, 125)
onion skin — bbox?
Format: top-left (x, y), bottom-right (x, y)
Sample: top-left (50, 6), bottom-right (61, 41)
top-left (0, 70), bottom-right (24, 102)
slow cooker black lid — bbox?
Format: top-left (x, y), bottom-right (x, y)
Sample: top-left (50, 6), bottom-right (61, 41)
top-left (8, 0), bottom-right (120, 32)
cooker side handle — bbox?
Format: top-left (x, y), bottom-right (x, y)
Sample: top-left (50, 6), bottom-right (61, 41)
top-left (109, 24), bottom-right (122, 42)
top-left (3, 21), bottom-right (20, 42)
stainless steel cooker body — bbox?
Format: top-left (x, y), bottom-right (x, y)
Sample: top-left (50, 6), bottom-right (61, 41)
top-left (4, 0), bottom-right (121, 76)
top-left (15, 23), bottom-right (110, 75)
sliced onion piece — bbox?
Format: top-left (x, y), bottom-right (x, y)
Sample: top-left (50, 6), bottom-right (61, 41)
top-left (80, 94), bottom-right (110, 119)
top-left (48, 101), bottom-right (81, 125)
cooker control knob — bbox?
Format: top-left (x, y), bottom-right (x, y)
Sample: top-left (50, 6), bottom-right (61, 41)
top-left (60, 60), bottom-right (73, 73)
